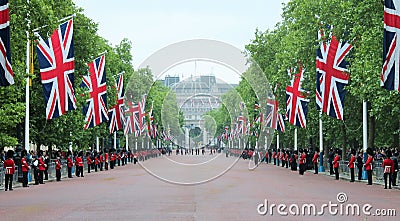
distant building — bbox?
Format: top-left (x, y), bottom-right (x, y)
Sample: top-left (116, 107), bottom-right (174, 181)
top-left (161, 74), bottom-right (235, 146)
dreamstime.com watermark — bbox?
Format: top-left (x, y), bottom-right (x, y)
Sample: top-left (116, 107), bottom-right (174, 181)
top-left (257, 192), bottom-right (397, 217)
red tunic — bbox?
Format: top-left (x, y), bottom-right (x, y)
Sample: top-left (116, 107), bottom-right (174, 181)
top-left (4, 158), bottom-right (15, 174)
top-left (77, 157), bottom-right (83, 167)
top-left (333, 155), bottom-right (340, 168)
top-left (348, 155), bottom-right (355, 169)
top-left (299, 153), bottom-right (306, 165)
top-left (87, 156), bottom-right (92, 165)
top-left (67, 157), bottom-right (73, 168)
top-left (21, 157), bottom-right (30, 172)
top-left (95, 157), bottom-right (99, 165)
top-left (312, 153), bottom-right (319, 163)
top-left (55, 159), bottom-right (62, 170)
top-left (99, 155), bottom-right (104, 163)
top-left (105, 153), bottom-right (109, 162)
top-left (38, 157), bottom-right (46, 171)
top-left (382, 158), bottom-right (394, 173)
top-left (364, 156), bottom-right (373, 171)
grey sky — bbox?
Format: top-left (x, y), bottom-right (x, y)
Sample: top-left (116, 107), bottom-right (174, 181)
top-left (73, 0), bottom-right (288, 83)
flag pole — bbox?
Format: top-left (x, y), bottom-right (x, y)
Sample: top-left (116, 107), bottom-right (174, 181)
top-left (24, 30), bottom-right (30, 151)
top-left (96, 136), bottom-right (100, 152)
top-left (319, 112), bottom-right (325, 172)
top-left (362, 100), bottom-right (368, 179)
top-left (125, 134), bottom-right (129, 151)
top-left (276, 132), bottom-right (279, 151)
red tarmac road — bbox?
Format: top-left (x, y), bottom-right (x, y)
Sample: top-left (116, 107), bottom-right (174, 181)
top-left (0, 154), bottom-right (399, 221)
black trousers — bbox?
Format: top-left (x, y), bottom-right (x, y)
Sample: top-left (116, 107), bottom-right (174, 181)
top-left (384, 173), bottom-right (392, 189)
top-left (44, 168), bottom-right (48, 180)
top-left (88, 164), bottom-right (91, 173)
top-left (334, 167), bottom-right (339, 180)
top-left (277, 159), bottom-right (280, 166)
top-left (94, 164), bottom-right (98, 172)
top-left (22, 171), bottom-right (29, 187)
top-left (68, 167), bottom-right (72, 178)
top-left (314, 162), bottom-right (318, 174)
top-left (39, 170), bottom-right (44, 184)
top-left (75, 166), bottom-right (79, 176)
top-left (274, 158), bottom-right (276, 165)
top-left (110, 161), bottom-right (114, 169)
top-left (100, 162), bottom-right (103, 171)
top-left (34, 169), bottom-right (39, 184)
top-left (367, 170), bottom-right (372, 185)
top-left (56, 169), bottom-right (61, 181)
top-left (329, 163), bottom-right (334, 175)
top-left (299, 164), bottom-right (304, 175)
top-left (357, 166), bottom-right (363, 180)
top-left (5, 174), bottom-right (13, 190)
top-left (392, 171), bottom-right (398, 186)
top-left (350, 168), bottom-right (355, 181)
top-left (105, 162), bottom-right (109, 170)
top-left (79, 166), bottom-right (84, 177)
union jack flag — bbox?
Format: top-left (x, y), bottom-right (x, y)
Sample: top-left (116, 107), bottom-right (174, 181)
top-left (124, 102), bottom-right (140, 137)
top-left (147, 101), bottom-right (156, 138)
top-left (82, 55), bottom-right (108, 129)
top-left (138, 94), bottom-right (146, 134)
top-left (286, 66), bottom-right (309, 128)
top-left (382, 0), bottom-right (400, 92)
top-left (0, 0), bottom-right (13, 86)
top-left (108, 73), bottom-right (125, 134)
top-left (265, 98), bottom-right (285, 132)
top-left (36, 19), bottom-right (76, 119)
top-left (316, 27), bottom-right (352, 120)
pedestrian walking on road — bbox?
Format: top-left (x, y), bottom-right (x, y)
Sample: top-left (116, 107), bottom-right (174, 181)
top-left (382, 151), bottom-right (394, 189)
top-left (364, 148), bottom-right (374, 185)
top-left (4, 150), bottom-right (15, 191)
top-left (348, 149), bottom-right (356, 182)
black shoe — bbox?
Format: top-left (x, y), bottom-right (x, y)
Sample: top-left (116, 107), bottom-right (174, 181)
top-left (9, 189), bottom-right (13, 191)
top-left (389, 187), bottom-right (392, 189)
top-left (5, 189), bottom-right (7, 191)
top-left (367, 184), bottom-right (372, 185)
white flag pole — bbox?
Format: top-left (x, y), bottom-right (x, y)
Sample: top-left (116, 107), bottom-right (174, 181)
top-left (96, 136), bottom-right (100, 152)
top-left (319, 112), bottom-right (325, 172)
top-left (362, 100), bottom-right (368, 179)
top-left (125, 134), bottom-right (129, 150)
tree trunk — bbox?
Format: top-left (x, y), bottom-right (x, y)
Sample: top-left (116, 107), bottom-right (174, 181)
top-left (367, 102), bottom-right (375, 150)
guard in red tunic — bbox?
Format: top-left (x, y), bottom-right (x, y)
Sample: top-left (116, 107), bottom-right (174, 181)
top-left (21, 150), bottom-right (30, 187)
top-left (99, 151), bottom-right (104, 171)
top-left (94, 154), bottom-right (99, 172)
top-left (87, 153), bottom-right (92, 173)
top-left (272, 149), bottom-right (277, 165)
top-left (77, 153), bottom-right (84, 177)
top-left (279, 149), bottom-right (285, 167)
top-left (105, 152), bottom-right (109, 170)
top-left (55, 157), bottom-right (62, 181)
top-left (312, 149), bottom-right (319, 174)
top-left (285, 150), bottom-right (289, 168)
top-left (117, 152), bottom-right (121, 166)
top-left (38, 150), bottom-right (46, 184)
top-left (333, 149), bottom-right (340, 180)
top-left (299, 149), bottom-right (306, 175)
top-left (364, 148), bottom-right (374, 185)
top-left (67, 152), bottom-right (73, 178)
top-left (4, 150), bottom-right (15, 191)
top-left (276, 149), bottom-right (281, 166)
top-left (347, 149), bottom-right (356, 182)
top-left (382, 150), bottom-right (394, 189)
top-left (110, 152), bottom-right (116, 169)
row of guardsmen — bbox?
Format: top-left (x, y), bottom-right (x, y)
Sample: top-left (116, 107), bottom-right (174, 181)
top-left (4, 148), bottom-right (164, 191)
top-left (229, 146), bottom-right (398, 189)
